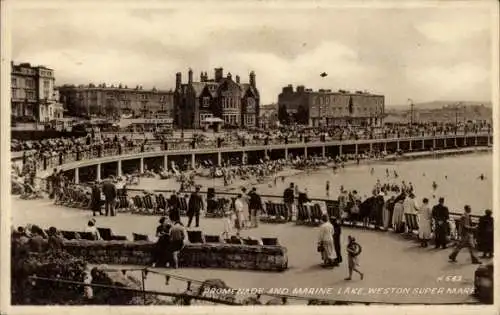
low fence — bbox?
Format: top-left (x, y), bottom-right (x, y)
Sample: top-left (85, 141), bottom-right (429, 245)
top-left (17, 234), bottom-right (288, 272)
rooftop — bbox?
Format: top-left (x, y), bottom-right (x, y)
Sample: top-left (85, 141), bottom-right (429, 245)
top-left (58, 84), bottom-right (173, 93)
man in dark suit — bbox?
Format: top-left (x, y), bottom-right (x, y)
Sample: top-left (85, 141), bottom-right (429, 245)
top-left (331, 216), bottom-right (342, 264)
top-left (90, 181), bottom-right (102, 216)
top-left (283, 183), bottom-right (295, 221)
top-left (248, 187), bottom-right (263, 228)
top-left (187, 186), bottom-right (203, 227)
top-left (101, 177), bottom-right (117, 216)
top-left (169, 191), bottom-right (181, 223)
top-left (432, 197), bottom-right (449, 249)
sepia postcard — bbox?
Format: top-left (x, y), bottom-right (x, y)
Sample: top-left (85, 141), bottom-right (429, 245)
top-left (1, 1), bottom-right (498, 315)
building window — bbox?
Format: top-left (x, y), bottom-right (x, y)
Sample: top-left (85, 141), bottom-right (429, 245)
top-left (11, 78), bottom-right (17, 87)
top-left (141, 94), bottom-right (147, 100)
top-left (26, 79), bottom-right (34, 88)
top-left (26, 91), bottom-right (35, 99)
top-left (44, 80), bottom-right (50, 88)
top-left (11, 89), bottom-right (16, 98)
top-left (202, 97), bottom-right (210, 108)
top-left (246, 115), bottom-right (254, 125)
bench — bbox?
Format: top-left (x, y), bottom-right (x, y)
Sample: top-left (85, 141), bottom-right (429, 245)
top-left (132, 233), bottom-right (149, 241)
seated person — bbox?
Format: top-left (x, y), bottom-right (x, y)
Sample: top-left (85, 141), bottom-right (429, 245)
top-left (84, 219), bottom-right (101, 240)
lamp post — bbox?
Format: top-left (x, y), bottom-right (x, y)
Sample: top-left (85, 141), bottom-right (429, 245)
top-left (454, 102), bottom-right (462, 134)
top-left (408, 98), bottom-right (414, 136)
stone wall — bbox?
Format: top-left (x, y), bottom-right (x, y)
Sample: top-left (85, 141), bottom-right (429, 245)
top-left (61, 240), bottom-right (288, 271)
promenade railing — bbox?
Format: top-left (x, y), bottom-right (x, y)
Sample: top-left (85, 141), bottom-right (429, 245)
top-left (13, 130), bottom-right (492, 173)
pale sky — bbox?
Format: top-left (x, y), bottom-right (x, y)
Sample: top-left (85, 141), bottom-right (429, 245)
top-left (10, 2), bottom-right (495, 105)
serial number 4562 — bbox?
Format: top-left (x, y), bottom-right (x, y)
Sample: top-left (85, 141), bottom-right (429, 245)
top-left (436, 275), bottom-right (463, 282)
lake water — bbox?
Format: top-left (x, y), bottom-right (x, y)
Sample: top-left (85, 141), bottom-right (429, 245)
top-left (136, 152), bottom-right (492, 216)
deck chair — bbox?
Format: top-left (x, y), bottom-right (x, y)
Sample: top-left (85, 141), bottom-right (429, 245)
top-left (61, 230), bottom-right (78, 240)
top-left (243, 238), bottom-right (260, 246)
top-left (142, 195), bottom-right (155, 214)
top-left (132, 195), bottom-right (145, 213)
top-left (132, 233), bottom-right (149, 241)
top-left (187, 230), bottom-right (204, 244)
top-left (204, 235), bottom-right (221, 243)
top-left (97, 228), bottom-right (113, 241)
top-left (261, 237), bottom-right (279, 246)
top-left (156, 194), bottom-right (167, 213)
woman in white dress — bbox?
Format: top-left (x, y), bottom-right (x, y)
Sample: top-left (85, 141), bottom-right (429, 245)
top-left (418, 198), bottom-right (432, 247)
top-left (317, 214), bottom-right (334, 267)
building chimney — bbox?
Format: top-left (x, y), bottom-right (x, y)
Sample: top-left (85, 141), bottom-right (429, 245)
top-left (215, 67), bottom-right (223, 82)
top-left (235, 75), bottom-right (240, 84)
top-left (227, 72), bottom-right (232, 80)
top-left (176, 72), bottom-right (182, 89)
top-left (249, 71), bottom-right (256, 87)
top-left (200, 71), bottom-right (205, 82)
top-left (188, 68), bottom-right (193, 84)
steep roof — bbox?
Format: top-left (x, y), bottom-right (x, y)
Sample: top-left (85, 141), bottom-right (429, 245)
top-left (191, 82), bottom-right (206, 97)
top-left (240, 83), bottom-right (259, 98)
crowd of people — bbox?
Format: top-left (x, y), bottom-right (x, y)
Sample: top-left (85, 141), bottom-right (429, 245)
top-left (11, 121), bottom-right (491, 175)
top-left (312, 175), bottom-right (494, 269)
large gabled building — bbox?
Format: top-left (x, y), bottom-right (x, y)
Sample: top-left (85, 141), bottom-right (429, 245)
top-left (174, 68), bottom-right (260, 129)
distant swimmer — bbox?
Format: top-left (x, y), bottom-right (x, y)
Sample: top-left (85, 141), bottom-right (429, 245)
top-left (281, 176), bottom-right (285, 183)
top-left (479, 174), bottom-right (485, 181)
top-left (423, 172), bottom-right (426, 177)
top-left (394, 171), bottom-right (399, 178)
top-left (445, 175), bottom-right (448, 180)
top-left (432, 181), bottom-right (438, 191)
top-left (333, 164), bottom-right (338, 173)
top-left (274, 177), bottom-right (277, 186)
top-left (326, 181), bottom-right (330, 197)
top-left (370, 168), bottom-right (375, 175)
top-left (386, 168), bottom-right (390, 177)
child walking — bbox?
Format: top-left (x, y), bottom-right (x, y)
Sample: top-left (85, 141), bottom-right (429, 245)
top-left (345, 235), bottom-right (364, 281)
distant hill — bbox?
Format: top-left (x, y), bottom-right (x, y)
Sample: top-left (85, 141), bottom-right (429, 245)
top-left (386, 101), bottom-right (492, 111)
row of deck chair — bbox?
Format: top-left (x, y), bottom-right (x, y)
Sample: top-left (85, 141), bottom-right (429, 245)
top-left (296, 204), bottom-right (324, 225)
top-left (205, 198), bottom-right (229, 218)
top-left (57, 228), bottom-right (127, 241)
top-left (115, 194), bottom-right (189, 215)
top-left (260, 202), bottom-right (289, 223)
top-left (131, 230), bottom-right (280, 246)
top-left (56, 186), bottom-right (90, 209)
